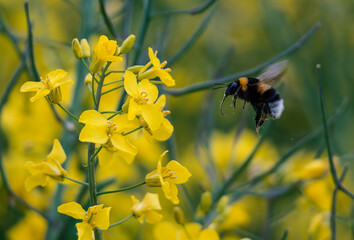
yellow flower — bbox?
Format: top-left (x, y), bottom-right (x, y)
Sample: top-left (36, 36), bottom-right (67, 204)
top-left (124, 70), bottom-right (163, 131)
top-left (131, 192), bottom-right (163, 224)
top-left (140, 95), bottom-right (174, 141)
top-left (138, 47), bottom-right (175, 87)
top-left (20, 69), bottom-right (73, 103)
top-left (296, 159), bottom-right (327, 180)
top-left (58, 202), bottom-right (111, 240)
top-left (24, 139), bottom-right (67, 191)
top-left (154, 221), bottom-right (220, 240)
top-left (79, 110), bottom-right (139, 164)
top-left (90, 35), bottom-right (123, 73)
top-left (145, 151), bottom-right (192, 204)
top-left (308, 212), bottom-right (330, 240)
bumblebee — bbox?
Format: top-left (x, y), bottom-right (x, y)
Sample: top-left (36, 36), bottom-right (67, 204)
top-left (217, 60), bottom-right (288, 133)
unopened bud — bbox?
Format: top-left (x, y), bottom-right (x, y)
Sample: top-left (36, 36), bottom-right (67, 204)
top-left (80, 38), bottom-right (91, 57)
top-left (200, 191), bottom-right (211, 213)
top-left (84, 73), bottom-right (92, 85)
top-left (49, 87), bottom-right (62, 104)
top-left (127, 65), bottom-right (144, 74)
top-left (217, 196), bottom-right (229, 214)
top-left (119, 34), bottom-right (135, 54)
top-left (72, 38), bottom-right (83, 59)
top-left (173, 207), bottom-right (185, 225)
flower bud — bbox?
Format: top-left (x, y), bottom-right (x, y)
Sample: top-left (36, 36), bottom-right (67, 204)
top-left (145, 170), bottom-right (161, 187)
top-left (84, 73), bottom-right (92, 85)
top-left (49, 87), bottom-right (62, 104)
top-left (119, 34), bottom-right (135, 54)
top-left (217, 196), bottom-right (229, 214)
top-left (72, 38), bottom-right (83, 59)
top-left (173, 207), bottom-right (185, 225)
top-left (200, 191), bottom-right (211, 213)
top-left (80, 38), bottom-right (91, 57)
top-left (127, 65), bottom-right (144, 74)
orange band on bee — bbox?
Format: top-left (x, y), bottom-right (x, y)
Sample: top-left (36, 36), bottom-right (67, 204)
top-left (239, 77), bottom-right (248, 91)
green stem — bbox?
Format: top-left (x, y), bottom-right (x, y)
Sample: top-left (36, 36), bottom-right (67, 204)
top-left (109, 214), bottom-right (133, 228)
top-left (101, 85), bottom-right (124, 95)
top-left (107, 110), bottom-right (124, 120)
top-left (81, 58), bottom-right (98, 107)
top-left (98, 0), bottom-right (118, 39)
top-left (106, 70), bottom-right (125, 76)
top-left (122, 126), bottom-right (143, 136)
top-left (56, 103), bottom-right (80, 122)
top-left (280, 229), bottom-right (289, 240)
top-left (95, 63), bottom-right (111, 110)
top-left (316, 64), bottom-right (354, 199)
top-left (63, 176), bottom-right (89, 187)
top-left (87, 145), bottom-right (102, 205)
top-left (97, 182), bottom-right (145, 196)
top-left (103, 78), bottom-right (123, 86)
top-left (24, 2), bottom-right (40, 82)
top-left (162, 22), bottom-right (321, 96)
top-left (166, 7), bottom-right (215, 67)
top-left (0, 11), bottom-right (22, 57)
top-left (330, 167), bottom-right (348, 240)
top-left (152, 0), bottom-right (217, 17)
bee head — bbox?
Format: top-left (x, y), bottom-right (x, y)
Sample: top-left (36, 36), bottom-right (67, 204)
top-left (220, 81), bottom-right (240, 116)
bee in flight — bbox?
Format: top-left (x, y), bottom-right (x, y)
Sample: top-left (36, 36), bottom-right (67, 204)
top-left (215, 60), bottom-right (288, 133)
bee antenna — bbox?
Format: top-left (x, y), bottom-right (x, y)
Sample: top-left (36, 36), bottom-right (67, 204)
top-left (212, 86), bottom-right (227, 90)
top-left (220, 94), bottom-right (228, 116)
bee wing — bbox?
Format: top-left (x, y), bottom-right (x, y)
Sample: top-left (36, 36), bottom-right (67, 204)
top-left (256, 59), bottom-right (288, 85)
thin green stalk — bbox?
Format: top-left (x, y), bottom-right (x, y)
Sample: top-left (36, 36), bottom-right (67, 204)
top-left (0, 10), bottom-right (22, 57)
top-left (280, 229), bottom-right (289, 240)
top-left (107, 110), bottom-right (124, 120)
top-left (81, 58), bottom-right (98, 106)
top-left (166, 7), bottom-right (215, 67)
top-left (316, 64), bottom-right (354, 199)
top-left (97, 182), bottom-right (146, 196)
top-left (95, 63), bottom-right (111, 110)
top-left (98, 0), bottom-right (118, 39)
top-left (103, 78), bottom-right (123, 86)
top-left (162, 22), bottom-right (321, 96)
top-left (24, 2), bottom-right (40, 82)
top-left (152, 0), bottom-right (217, 17)
top-left (101, 85), bottom-right (124, 95)
top-left (63, 175), bottom-right (89, 187)
top-left (56, 103), bottom-right (80, 122)
top-left (88, 145), bottom-right (102, 206)
top-left (106, 70), bottom-right (125, 76)
top-left (109, 214), bottom-right (133, 228)
top-left (122, 126), bottom-right (143, 136)
top-left (330, 168), bottom-right (348, 240)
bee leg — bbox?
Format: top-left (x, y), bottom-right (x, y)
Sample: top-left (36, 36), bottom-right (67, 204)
top-left (232, 95), bottom-right (237, 111)
top-left (242, 100), bottom-right (247, 109)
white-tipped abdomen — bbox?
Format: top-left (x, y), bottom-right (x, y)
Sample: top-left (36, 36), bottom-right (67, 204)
top-left (268, 99), bottom-right (284, 119)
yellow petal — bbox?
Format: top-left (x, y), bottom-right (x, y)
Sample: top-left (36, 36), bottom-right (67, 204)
top-left (128, 98), bottom-right (140, 120)
top-left (30, 88), bottom-right (51, 102)
top-left (98, 148), bottom-right (114, 166)
top-left (76, 222), bottom-right (93, 240)
top-left (79, 110), bottom-right (107, 126)
top-left (145, 210), bottom-right (163, 224)
top-left (184, 223), bottom-right (202, 240)
top-left (148, 47), bottom-right (161, 67)
top-left (197, 229), bottom-right (220, 240)
top-left (48, 69), bottom-right (68, 84)
top-left (111, 114), bottom-right (139, 133)
top-left (166, 160), bottom-right (191, 184)
top-left (152, 118), bottom-right (174, 141)
top-left (124, 71), bottom-right (139, 97)
top-left (162, 181), bottom-right (179, 204)
top-left (47, 139), bottom-right (66, 164)
top-left (79, 124), bottom-right (108, 144)
top-left (157, 70), bottom-right (175, 87)
top-left (57, 202), bottom-right (86, 219)
top-left (25, 174), bottom-right (48, 191)
top-left (105, 56), bottom-right (123, 62)
top-left (110, 134), bottom-right (137, 156)
top-left (94, 207), bottom-right (111, 230)
top-left (153, 222), bottom-right (178, 240)
top-left (155, 95), bottom-right (166, 111)
top-left (141, 104), bottom-right (163, 131)
top-left (52, 79), bottom-right (74, 89)
top-left (138, 79), bottom-right (159, 103)
top-left (115, 149), bottom-right (136, 165)
top-left (143, 192), bottom-right (161, 210)
top-left (20, 81), bottom-right (44, 92)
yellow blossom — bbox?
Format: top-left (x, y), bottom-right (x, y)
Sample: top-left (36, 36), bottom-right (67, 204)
top-left (140, 95), bottom-right (174, 141)
top-left (296, 159), bottom-right (327, 180)
top-left (309, 212), bottom-right (330, 240)
top-left (20, 69), bottom-right (73, 103)
top-left (7, 212), bottom-right (47, 240)
top-left (24, 139), bottom-right (67, 191)
top-left (80, 38), bottom-right (91, 57)
top-left (58, 202), bottom-right (111, 240)
top-left (138, 47), bottom-right (175, 87)
top-left (154, 221), bottom-right (220, 240)
top-left (79, 110), bottom-right (139, 164)
top-left (124, 70), bottom-right (163, 131)
top-left (145, 150), bottom-right (191, 204)
top-left (90, 35), bottom-right (123, 73)
top-left (131, 192), bottom-right (163, 224)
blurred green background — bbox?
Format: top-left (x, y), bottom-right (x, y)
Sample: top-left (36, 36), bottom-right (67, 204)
top-left (0, 0), bottom-right (353, 239)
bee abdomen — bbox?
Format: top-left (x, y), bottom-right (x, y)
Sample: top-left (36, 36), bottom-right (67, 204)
top-left (262, 89), bottom-right (284, 119)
